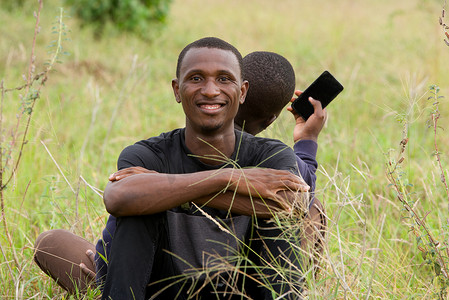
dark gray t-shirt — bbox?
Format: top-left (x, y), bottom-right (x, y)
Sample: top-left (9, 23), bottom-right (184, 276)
top-left (96, 128), bottom-right (299, 278)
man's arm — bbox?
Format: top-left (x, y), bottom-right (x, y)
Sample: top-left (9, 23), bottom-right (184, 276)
top-left (293, 140), bottom-right (318, 191)
top-left (287, 91), bottom-right (327, 191)
top-left (104, 167), bottom-right (309, 217)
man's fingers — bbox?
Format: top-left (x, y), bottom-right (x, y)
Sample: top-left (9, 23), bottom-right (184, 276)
top-left (283, 179), bottom-right (309, 192)
top-left (308, 97), bottom-right (322, 110)
top-left (308, 97), bottom-right (327, 118)
top-left (288, 90), bottom-right (303, 110)
top-left (80, 263), bottom-right (96, 279)
top-left (86, 249), bottom-right (95, 263)
top-left (109, 171), bottom-right (130, 181)
top-left (287, 106), bottom-right (302, 121)
top-left (306, 97), bottom-right (328, 130)
top-left (281, 172), bottom-right (310, 192)
top-left (237, 169), bottom-right (309, 198)
top-left (80, 249), bottom-right (96, 279)
top-left (290, 91), bottom-right (302, 103)
top-left (272, 171), bottom-right (309, 192)
top-left (109, 167), bottom-right (155, 181)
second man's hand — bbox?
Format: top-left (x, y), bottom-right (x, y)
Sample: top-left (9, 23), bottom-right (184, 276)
top-left (287, 90), bottom-right (327, 143)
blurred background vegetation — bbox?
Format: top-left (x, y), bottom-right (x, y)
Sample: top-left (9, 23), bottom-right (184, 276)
top-left (1, 0), bottom-right (449, 298)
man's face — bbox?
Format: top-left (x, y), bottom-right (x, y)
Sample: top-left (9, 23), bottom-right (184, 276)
top-left (172, 47), bottom-right (248, 134)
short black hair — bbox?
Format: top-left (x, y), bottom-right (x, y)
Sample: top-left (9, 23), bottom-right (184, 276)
top-left (176, 37), bottom-right (243, 79)
top-left (240, 51), bottom-right (295, 118)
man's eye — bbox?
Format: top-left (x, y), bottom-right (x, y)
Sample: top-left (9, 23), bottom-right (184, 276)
top-left (218, 76), bottom-right (230, 82)
top-left (190, 76), bottom-right (201, 81)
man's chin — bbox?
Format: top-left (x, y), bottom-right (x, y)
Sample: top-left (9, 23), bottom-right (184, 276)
top-left (198, 122), bottom-right (226, 134)
top-left (200, 125), bottom-right (222, 133)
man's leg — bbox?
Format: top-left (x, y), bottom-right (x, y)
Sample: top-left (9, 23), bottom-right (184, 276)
top-left (101, 213), bottom-right (185, 300)
top-left (301, 198), bottom-right (326, 275)
top-left (33, 229), bottom-right (96, 293)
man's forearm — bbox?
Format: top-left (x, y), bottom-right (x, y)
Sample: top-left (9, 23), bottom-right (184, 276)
top-left (104, 170), bottom-right (229, 217)
top-left (294, 139), bottom-right (318, 191)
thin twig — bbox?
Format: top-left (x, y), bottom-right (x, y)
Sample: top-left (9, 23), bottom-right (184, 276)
top-left (336, 223), bottom-right (348, 299)
top-left (429, 86), bottom-right (449, 207)
top-left (365, 213), bottom-right (385, 300)
top-left (98, 55), bottom-right (141, 169)
top-left (41, 140), bottom-right (75, 194)
top-left (80, 175), bottom-right (104, 198)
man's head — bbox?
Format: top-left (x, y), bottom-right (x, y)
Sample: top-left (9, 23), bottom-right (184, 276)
top-left (172, 37), bottom-right (248, 135)
top-left (235, 51), bottom-right (296, 135)
top-left (176, 37), bottom-right (244, 80)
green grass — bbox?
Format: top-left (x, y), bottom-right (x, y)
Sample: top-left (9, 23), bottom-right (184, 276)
top-left (1, 0), bottom-right (449, 298)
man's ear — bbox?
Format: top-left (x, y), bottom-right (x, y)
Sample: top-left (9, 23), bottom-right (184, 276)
top-left (172, 79), bottom-right (181, 103)
top-left (239, 80), bottom-right (249, 104)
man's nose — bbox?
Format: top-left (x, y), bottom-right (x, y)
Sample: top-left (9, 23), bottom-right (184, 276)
top-left (201, 79), bottom-right (220, 98)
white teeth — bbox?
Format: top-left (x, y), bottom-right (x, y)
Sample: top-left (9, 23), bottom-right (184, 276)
top-left (201, 104), bottom-right (221, 110)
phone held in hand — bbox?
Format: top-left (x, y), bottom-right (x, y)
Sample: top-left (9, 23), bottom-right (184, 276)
top-left (292, 70), bottom-right (344, 121)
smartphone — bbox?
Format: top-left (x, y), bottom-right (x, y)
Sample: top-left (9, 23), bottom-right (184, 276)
top-left (291, 70), bottom-right (344, 121)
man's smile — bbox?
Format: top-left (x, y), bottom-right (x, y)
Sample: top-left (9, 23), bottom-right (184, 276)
top-left (196, 102), bottom-right (226, 114)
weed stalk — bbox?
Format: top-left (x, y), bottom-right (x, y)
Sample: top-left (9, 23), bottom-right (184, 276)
top-left (440, 1), bottom-right (449, 47)
top-left (0, 1), bottom-right (68, 273)
top-left (427, 85), bottom-right (449, 206)
top-left (386, 85), bottom-right (449, 297)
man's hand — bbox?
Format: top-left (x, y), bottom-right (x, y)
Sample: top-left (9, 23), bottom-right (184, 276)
top-left (287, 90), bottom-right (327, 143)
top-left (109, 166), bottom-right (156, 181)
top-left (80, 249), bottom-right (96, 281)
top-left (195, 168), bottom-right (309, 218)
top-left (227, 168), bottom-right (309, 200)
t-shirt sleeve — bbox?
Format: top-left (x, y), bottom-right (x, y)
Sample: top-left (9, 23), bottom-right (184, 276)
top-left (116, 143), bottom-right (165, 171)
top-left (293, 140), bottom-right (318, 191)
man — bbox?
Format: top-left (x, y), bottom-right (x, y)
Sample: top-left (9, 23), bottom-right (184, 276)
top-left (33, 41), bottom-right (326, 298)
top-left (100, 37), bottom-right (311, 299)
top-left (237, 51), bottom-right (326, 271)
top-left (237, 51), bottom-right (321, 191)
top-left (235, 51), bottom-right (296, 136)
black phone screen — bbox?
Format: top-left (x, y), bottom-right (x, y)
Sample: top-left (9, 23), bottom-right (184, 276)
top-left (291, 70), bottom-right (344, 121)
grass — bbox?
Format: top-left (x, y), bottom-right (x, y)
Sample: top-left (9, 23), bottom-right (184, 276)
top-left (1, 0), bottom-right (449, 298)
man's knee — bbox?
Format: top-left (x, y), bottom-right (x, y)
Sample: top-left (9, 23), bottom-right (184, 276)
top-left (34, 229), bottom-right (96, 293)
top-left (34, 229), bottom-right (70, 262)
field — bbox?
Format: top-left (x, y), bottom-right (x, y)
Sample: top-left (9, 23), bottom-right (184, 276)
top-left (1, 0), bottom-right (449, 298)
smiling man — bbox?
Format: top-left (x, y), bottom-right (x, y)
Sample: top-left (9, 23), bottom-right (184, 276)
top-left (99, 37), bottom-right (309, 299)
